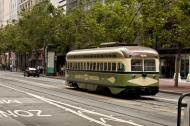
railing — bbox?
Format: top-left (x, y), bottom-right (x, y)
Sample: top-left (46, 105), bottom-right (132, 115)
top-left (177, 93), bottom-right (190, 126)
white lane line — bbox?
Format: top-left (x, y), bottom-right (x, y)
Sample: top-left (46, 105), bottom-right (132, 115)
top-left (27, 93), bottom-right (112, 126)
top-left (0, 83), bottom-right (143, 126)
top-left (5, 73), bottom-right (64, 83)
top-left (145, 96), bottom-right (178, 102)
top-left (155, 97), bottom-right (178, 102)
top-left (1, 77), bottom-right (62, 89)
top-left (28, 93), bottom-right (143, 126)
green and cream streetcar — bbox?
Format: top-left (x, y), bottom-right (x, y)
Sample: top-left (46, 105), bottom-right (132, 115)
top-left (65, 44), bottom-right (159, 95)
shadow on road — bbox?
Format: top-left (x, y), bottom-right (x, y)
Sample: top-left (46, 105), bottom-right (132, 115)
top-left (67, 87), bottom-right (155, 100)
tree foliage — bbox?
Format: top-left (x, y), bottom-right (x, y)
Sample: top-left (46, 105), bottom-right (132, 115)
top-left (0, 0), bottom-right (189, 52)
top-left (138, 0), bottom-right (190, 86)
top-left (0, 0), bottom-right (189, 85)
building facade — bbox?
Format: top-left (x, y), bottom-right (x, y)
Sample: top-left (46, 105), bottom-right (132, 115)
top-left (0, 0), bottom-right (61, 27)
top-left (58, 0), bottom-right (66, 14)
top-left (18, 0), bottom-right (45, 11)
top-left (10, 0), bottom-right (18, 21)
top-left (158, 48), bottom-right (190, 80)
top-left (66, 0), bottom-right (105, 12)
top-left (0, 0), bottom-right (11, 26)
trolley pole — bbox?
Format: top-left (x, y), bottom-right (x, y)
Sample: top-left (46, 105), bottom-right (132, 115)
top-left (177, 93), bottom-right (190, 126)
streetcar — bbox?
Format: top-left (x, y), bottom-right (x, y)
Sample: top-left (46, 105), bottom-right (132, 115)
top-left (65, 44), bottom-right (159, 95)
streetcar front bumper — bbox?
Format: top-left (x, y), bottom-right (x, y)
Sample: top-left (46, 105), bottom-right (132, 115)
top-left (120, 86), bottom-right (159, 95)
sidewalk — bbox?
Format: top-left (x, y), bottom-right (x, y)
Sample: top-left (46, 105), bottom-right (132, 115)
top-left (159, 79), bottom-right (190, 94)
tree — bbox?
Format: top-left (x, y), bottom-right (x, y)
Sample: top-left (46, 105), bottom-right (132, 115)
top-left (18, 1), bottom-right (65, 51)
top-left (0, 0), bottom-right (189, 84)
top-left (0, 24), bottom-right (18, 52)
top-left (140, 0), bottom-right (190, 87)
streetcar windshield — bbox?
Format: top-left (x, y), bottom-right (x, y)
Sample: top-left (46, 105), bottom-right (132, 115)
top-left (131, 59), bottom-right (143, 71)
top-left (144, 59), bottom-right (156, 71)
top-left (131, 59), bottom-right (156, 72)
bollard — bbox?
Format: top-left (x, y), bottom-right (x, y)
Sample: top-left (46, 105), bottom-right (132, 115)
top-left (177, 93), bottom-right (190, 126)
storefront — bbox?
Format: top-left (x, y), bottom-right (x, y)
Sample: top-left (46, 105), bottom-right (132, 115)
top-left (158, 48), bottom-right (190, 79)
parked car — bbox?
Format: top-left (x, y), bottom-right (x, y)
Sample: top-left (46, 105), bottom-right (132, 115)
top-left (24, 67), bottom-right (40, 77)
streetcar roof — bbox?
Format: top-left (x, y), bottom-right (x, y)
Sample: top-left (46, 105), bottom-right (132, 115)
top-left (66, 46), bottom-right (158, 58)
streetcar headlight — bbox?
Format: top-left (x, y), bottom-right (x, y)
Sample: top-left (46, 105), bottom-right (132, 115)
top-left (132, 74), bottom-right (136, 78)
top-left (152, 74), bottom-right (156, 78)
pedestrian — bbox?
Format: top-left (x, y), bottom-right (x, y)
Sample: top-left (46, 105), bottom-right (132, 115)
top-left (10, 64), bottom-right (13, 72)
top-left (59, 65), bottom-right (62, 75)
top-left (37, 65), bottom-right (40, 73)
top-left (40, 66), bottom-right (43, 74)
top-left (61, 66), bottom-right (65, 76)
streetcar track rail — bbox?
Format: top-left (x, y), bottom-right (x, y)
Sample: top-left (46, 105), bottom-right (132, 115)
top-left (7, 74), bottom-right (179, 105)
top-left (0, 76), bottom-right (174, 126)
top-left (1, 75), bottom-right (177, 107)
top-left (6, 74), bottom-right (184, 103)
top-left (1, 75), bottom-right (178, 110)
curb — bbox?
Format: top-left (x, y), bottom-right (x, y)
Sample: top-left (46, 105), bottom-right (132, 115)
top-left (45, 76), bottom-right (65, 80)
top-left (159, 90), bottom-right (183, 95)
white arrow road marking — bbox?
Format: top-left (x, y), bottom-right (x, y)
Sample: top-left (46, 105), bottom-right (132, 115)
top-left (0, 83), bottom-right (143, 126)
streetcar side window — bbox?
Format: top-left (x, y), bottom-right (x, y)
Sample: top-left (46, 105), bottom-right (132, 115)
top-left (93, 62), bottom-right (96, 70)
top-left (131, 59), bottom-right (143, 71)
top-left (104, 62), bottom-right (107, 71)
top-left (91, 62), bottom-right (94, 70)
top-left (73, 63), bottom-right (76, 70)
top-left (118, 63), bottom-right (125, 72)
top-left (84, 62), bottom-right (85, 70)
top-left (100, 63), bottom-right (103, 71)
top-left (112, 63), bottom-right (116, 71)
top-left (71, 62), bottom-right (73, 70)
top-left (90, 62), bottom-right (92, 70)
top-left (87, 62), bottom-right (90, 70)
top-left (97, 63), bottom-right (100, 71)
top-left (84, 62), bottom-right (86, 70)
top-left (80, 62), bottom-right (83, 70)
top-left (108, 62), bottom-right (112, 71)
top-left (75, 62), bottom-right (77, 70)
top-left (144, 59), bottom-right (156, 71)
top-left (78, 62), bottom-right (81, 70)
top-left (70, 62), bottom-right (72, 70)
top-left (77, 62), bottom-right (80, 70)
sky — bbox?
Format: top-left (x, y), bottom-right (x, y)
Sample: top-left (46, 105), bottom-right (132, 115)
top-left (50, 0), bottom-right (59, 7)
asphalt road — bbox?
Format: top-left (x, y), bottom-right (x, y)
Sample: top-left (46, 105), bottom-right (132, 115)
top-left (0, 71), bottom-right (188, 126)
